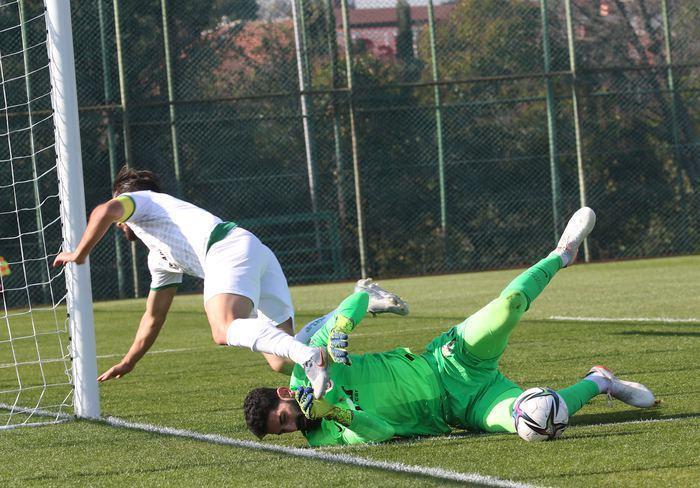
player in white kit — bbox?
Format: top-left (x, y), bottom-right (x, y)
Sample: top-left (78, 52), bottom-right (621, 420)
top-left (53, 167), bottom-right (340, 394)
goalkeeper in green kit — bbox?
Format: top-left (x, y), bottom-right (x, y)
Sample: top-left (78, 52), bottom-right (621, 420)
top-left (244, 208), bottom-right (656, 445)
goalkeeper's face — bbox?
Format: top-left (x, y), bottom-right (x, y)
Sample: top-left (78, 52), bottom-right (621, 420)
top-left (267, 387), bottom-right (316, 436)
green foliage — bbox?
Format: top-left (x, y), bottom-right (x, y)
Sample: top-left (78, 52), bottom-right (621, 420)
top-left (2, 0), bottom-right (699, 302)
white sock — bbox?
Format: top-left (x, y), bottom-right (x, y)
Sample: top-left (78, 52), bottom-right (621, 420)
top-left (585, 373), bottom-right (611, 394)
top-left (225, 318), bottom-right (315, 365)
top-left (294, 310), bottom-right (336, 345)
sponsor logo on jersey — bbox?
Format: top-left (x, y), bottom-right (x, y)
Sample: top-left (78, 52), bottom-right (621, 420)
top-left (341, 386), bottom-right (362, 409)
top-left (158, 249), bottom-right (180, 270)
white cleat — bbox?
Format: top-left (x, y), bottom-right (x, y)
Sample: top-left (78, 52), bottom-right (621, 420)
top-left (587, 365), bottom-right (656, 408)
top-left (354, 278), bottom-right (409, 316)
top-left (551, 207), bottom-right (596, 267)
top-left (303, 348), bottom-right (330, 399)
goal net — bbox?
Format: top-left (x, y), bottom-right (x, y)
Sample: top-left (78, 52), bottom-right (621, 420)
top-left (0, 0), bottom-right (98, 428)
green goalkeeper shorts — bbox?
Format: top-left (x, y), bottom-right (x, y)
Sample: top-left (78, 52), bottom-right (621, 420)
top-left (422, 320), bottom-right (521, 432)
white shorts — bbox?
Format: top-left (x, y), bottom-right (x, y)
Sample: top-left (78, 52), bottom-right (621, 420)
top-left (203, 226), bottom-right (294, 326)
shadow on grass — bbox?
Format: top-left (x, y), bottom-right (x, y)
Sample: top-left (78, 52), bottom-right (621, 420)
top-left (569, 409), bottom-right (700, 426)
top-left (615, 330), bottom-right (700, 337)
top-left (525, 461), bottom-right (700, 480)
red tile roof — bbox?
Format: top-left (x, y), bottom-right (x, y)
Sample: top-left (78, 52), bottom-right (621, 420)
top-left (335, 4), bottom-right (456, 28)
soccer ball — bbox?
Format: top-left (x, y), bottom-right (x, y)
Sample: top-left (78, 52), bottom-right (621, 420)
top-left (512, 387), bottom-right (569, 442)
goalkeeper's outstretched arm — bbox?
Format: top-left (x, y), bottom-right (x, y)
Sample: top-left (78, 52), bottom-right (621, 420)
top-left (295, 387), bottom-right (396, 446)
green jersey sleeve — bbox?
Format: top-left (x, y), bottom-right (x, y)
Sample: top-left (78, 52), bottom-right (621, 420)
top-left (305, 407), bottom-right (396, 446)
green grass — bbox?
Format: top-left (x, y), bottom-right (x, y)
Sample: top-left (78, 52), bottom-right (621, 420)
top-left (1, 255), bottom-right (699, 486)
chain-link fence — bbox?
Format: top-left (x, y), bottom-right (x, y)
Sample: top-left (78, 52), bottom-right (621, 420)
top-left (15, 0), bottom-right (700, 302)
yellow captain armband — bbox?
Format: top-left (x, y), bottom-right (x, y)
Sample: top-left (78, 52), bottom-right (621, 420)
top-left (115, 195), bottom-right (135, 223)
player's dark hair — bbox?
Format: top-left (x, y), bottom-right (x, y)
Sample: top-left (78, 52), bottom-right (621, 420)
top-left (112, 165), bottom-right (162, 196)
top-left (243, 388), bottom-right (280, 439)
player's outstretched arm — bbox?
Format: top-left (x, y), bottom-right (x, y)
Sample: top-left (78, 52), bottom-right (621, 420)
top-left (53, 199), bottom-right (126, 267)
top-left (98, 287), bottom-right (177, 382)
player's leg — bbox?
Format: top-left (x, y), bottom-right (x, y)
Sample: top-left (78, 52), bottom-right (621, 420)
top-left (460, 254), bottom-right (562, 361)
top-left (476, 377), bottom-right (600, 433)
top-left (460, 207), bottom-right (596, 361)
top-left (204, 228), bottom-right (329, 395)
top-left (294, 279), bottom-right (409, 345)
top-left (306, 291), bottom-right (369, 350)
top-left (204, 227), bottom-right (266, 345)
top-left (476, 382), bottom-right (597, 434)
top-left (477, 366), bottom-right (655, 434)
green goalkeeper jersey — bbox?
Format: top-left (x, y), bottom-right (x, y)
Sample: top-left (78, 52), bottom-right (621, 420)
top-left (290, 348), bottom-right (451, 446)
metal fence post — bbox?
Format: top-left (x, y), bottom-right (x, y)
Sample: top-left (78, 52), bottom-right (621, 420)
top-left (564, 0), bottom-right (590, 261)
top-left (113, 0), bottom-right (140, 296)
top-left (98, 0), bottom-right (126, 298)
top-left (340, 0), bottom-right (368, 279)
top-left (540, 0), bottom-right (563, 243)
top-left (161, 0), bottom-right (183, 197)
top-left (661, 0), bottom-right (691, 250)
top-left (291, 0), bottom-right (322, 253)
top-left (427, 0), bottom-right (448, 266)
top-left (324, 0), bottom-right (347, 225)
top-left (291, 0), bottom-right (320, 215)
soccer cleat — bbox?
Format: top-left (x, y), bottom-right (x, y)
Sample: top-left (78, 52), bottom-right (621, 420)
top-left (354, 278), bottom-right (409, 316)
top-left (586, 365), bottom-right (656, 408)
top-left (303, 348), bottom-right (331, 399)
top-left (550, 207), bottom-right (596, 267)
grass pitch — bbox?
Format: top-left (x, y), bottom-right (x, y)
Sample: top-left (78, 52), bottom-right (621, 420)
top-left (1, 255), bottom-right (699, 486)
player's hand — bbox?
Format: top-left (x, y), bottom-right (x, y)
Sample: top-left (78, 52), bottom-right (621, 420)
top-left (53, 251), bottom-right (84, 267)
top-left (295, 386), bottom-right (334, 419)
top-left (328, 331), bottom-right (351, 365)
top-left (97, 361), bottom-right (133, 382)
top-left (295, 386), bottom-right (353, 426)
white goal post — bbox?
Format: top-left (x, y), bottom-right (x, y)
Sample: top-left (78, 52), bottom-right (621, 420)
top-left (45, 0), bottom-right (99, 419)
top-left (0, 0), bottom-right (99, 427)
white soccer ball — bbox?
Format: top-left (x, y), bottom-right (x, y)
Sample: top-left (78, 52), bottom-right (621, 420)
top-left (512, 387), bottom-right (569, 442)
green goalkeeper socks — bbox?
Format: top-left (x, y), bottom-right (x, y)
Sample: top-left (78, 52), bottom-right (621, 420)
top-left (557, 379), bottom-right (600, 415)
top-left (500, 254), bottom-right (562, 311)
top-left (462, 255), bottom-right (563, 360)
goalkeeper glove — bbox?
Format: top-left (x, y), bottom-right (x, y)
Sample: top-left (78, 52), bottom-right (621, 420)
top-left (295, 386), bottom-right (353, 427)
top-left (327, 315), bottom-right (355, 366)
top-left (328, 331), bottom-right (349, 365)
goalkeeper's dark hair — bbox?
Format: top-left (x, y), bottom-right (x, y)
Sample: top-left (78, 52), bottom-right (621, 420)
top-left (112, 165), bottom-right (162, 196)
top-left (243, 388), bottom-right (279, 439)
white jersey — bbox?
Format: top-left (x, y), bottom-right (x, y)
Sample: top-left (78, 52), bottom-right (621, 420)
top-left (119, 191), bottom-right (222, 286)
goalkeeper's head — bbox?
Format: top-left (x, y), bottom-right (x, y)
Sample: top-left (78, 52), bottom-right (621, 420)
top-left (244, 387), bottom-right (320, 439)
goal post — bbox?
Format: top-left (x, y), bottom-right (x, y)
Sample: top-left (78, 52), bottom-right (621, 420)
top-left (0, 0), bottom-right (99, 427)
top-left (45, 0), bottom-right (99, 419)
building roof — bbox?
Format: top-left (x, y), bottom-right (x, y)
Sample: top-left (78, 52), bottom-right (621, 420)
top-left (335, 4), bottom-right (456, 28)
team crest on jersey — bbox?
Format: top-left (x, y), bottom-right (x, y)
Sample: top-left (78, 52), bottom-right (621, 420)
top-left (441, 339), bottom-right (456, 357)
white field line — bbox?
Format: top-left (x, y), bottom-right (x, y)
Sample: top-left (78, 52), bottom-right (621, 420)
top-left (2, 402), bottom-right (698, 484)
top-left (103, 416), bottom-right (532, 488)
top-left (549, 315), bottom-right (700, 324)
top-left (96, 346), bottom-right (208, 360)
